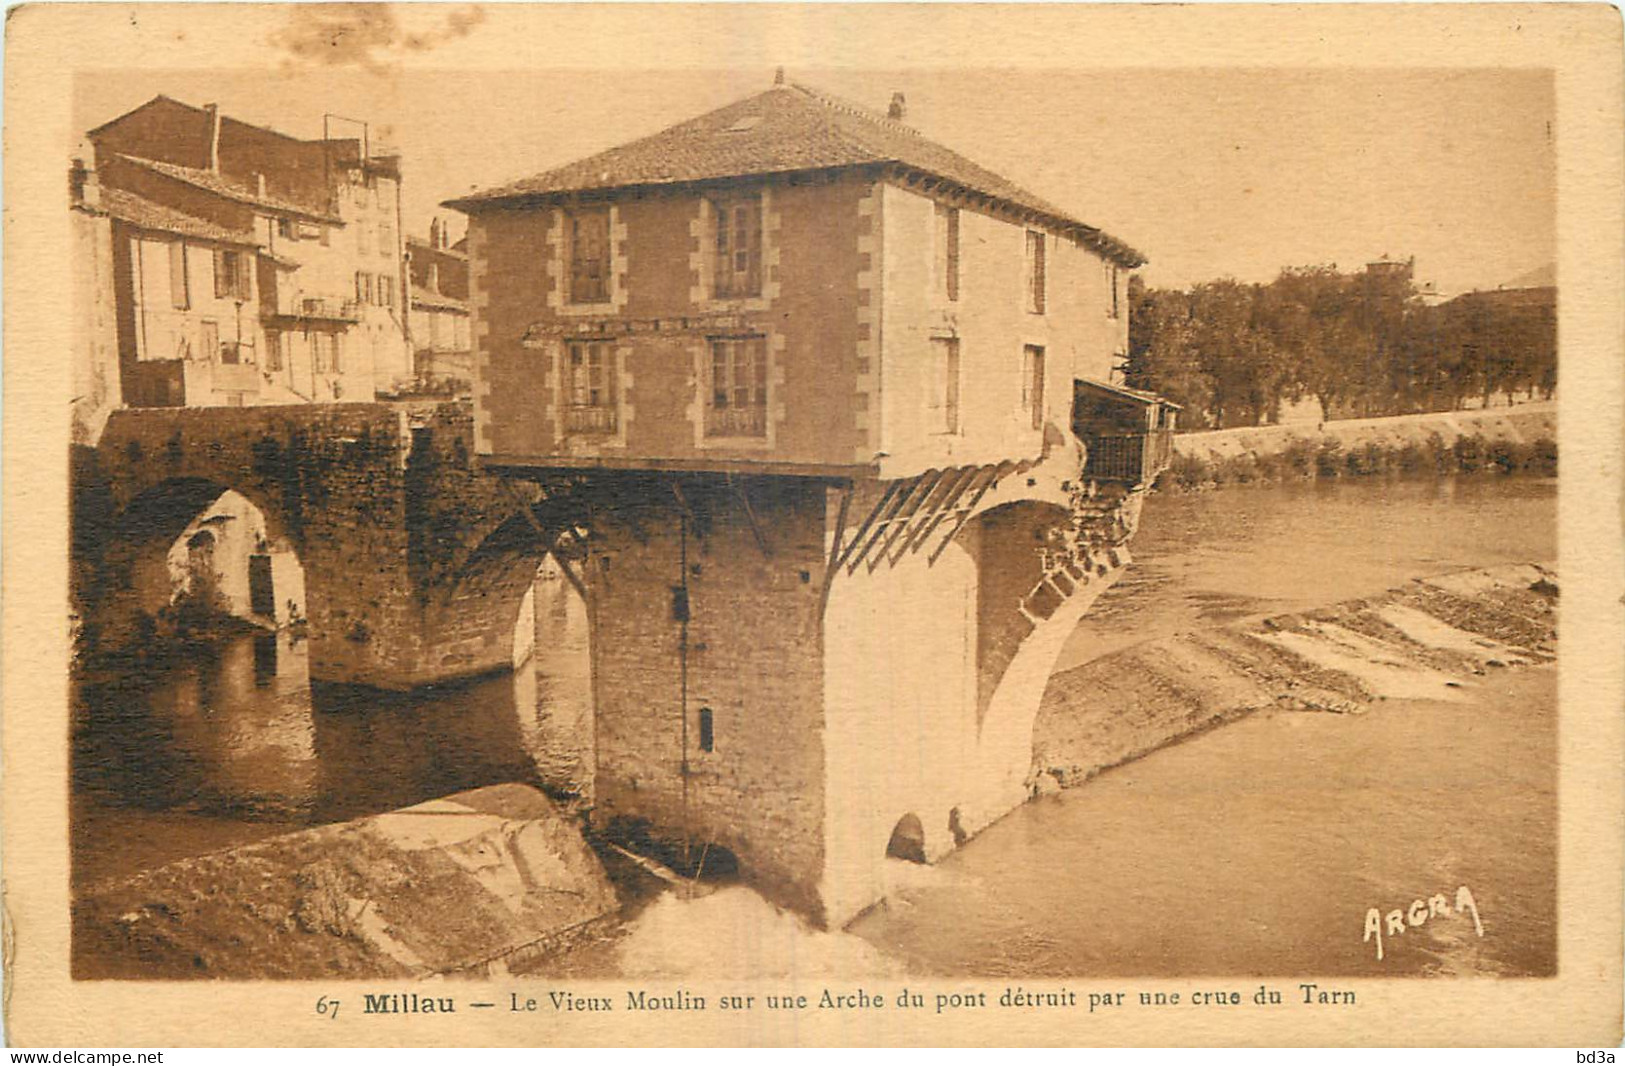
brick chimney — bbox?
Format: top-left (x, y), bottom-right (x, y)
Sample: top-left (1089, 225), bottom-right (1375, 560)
top-left (69, 158), bottom-right (100, 210)
top-left (203, 103), bottom-right (221, 173)
top-left (888, 92), bottom-right (907, 121)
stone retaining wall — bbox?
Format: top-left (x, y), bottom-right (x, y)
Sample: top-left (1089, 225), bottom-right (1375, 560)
top-left (1172, 403), bottom-right (1556, 464)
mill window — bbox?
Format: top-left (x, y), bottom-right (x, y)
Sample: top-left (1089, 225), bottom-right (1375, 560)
top-left (213, 249), bottom-right (250, 300)
top-left (711, 195), bottom-right (763, 299)
top-left (930, 337), bottom-right (961, 434)
top-left (1025, 230), bottom-right (1046, 314)
top-left (169, 241), bottom-right (190, 310)
top-left (564, 341), bottom-right (616, 434)
top-left (707, 336), bottom-right (768, 438)
top-left (568, 208), bottom-right (611, 304)
top-left (1023, 344), bottom-right (1046, 430)
top-left (698, 707), bottom-right (715, 753)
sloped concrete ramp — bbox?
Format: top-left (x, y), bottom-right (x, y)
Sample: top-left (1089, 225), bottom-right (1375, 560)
top-left (73, 784), bottom-right (617, 979)
top-left (1034, 563), bottom-right (1556, 788)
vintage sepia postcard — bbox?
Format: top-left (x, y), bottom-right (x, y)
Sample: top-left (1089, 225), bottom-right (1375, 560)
top-left (3, 2), bottom-right (1622, 1049)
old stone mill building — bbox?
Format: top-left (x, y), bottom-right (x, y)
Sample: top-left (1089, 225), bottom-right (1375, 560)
top-left (76, 77), bottom-right (1177, 929)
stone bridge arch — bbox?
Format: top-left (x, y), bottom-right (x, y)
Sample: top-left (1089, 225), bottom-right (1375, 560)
top-left (966, 499), bottom-right (1127, 833)
top-left (80, 473), bottom-right (306, 651)
top-left (81, 401), bottom-right (570, 690)
top-left (414, 503), bottom-right (588, 684)
top-left (820, 448), bottom-right (1141, 926)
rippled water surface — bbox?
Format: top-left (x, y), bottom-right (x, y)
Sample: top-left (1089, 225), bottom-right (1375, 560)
top-left (74, 475), bottom-right (1557, 977)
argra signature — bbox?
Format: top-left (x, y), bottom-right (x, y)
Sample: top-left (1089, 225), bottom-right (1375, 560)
top-left (1363, 884), bottom-right (1484, 961)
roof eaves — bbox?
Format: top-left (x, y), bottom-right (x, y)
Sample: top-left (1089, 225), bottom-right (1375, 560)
top-left (100, 188), bottom-right (261, 246)
top-left (116, 154), bottom-right (342, 224)
top-left (443, 162), bottom-right (886, 213)
top-left (85, 94), bottom-right (185, 139)
top-left (883, 163), bottom-right (1146, 268)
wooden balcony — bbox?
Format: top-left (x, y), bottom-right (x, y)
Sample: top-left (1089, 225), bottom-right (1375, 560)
top-left (1073, 377), bottom-right (1182, 487)
top-left (1083, 431), bottom-right (1173, 486)
top-left (265, 296), bottom-right (361, 323)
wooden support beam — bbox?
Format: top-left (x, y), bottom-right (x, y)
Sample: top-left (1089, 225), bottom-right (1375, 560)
top-left (866, 472), bottom-right (942, 573)
top-left (926, 463), bottom-right (1009, 565)
top-left (841, 479), bottom-right (914, 575)
top-left (829, 479), bottom-right (901, 576)
top-left (670, 479), bottom-right (693, 518)
top-left (847, 472), bottom-right (932, 574)
top-left (728, 474), bottom-right (772, 558)
top-left (501, 480), bottom-right (590, 604)
top-left (877, 467), bottom-right (958, 568)
top-left (899, 465), bottom-right (980, 557)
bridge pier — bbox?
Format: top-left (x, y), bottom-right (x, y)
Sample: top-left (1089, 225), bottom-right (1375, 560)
top-left (536, 447), bottom-right (1148, 926)
top-left (75, 401), bottom-right (1152, 924)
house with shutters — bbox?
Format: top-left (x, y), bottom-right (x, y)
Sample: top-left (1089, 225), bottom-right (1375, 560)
top-left (81, 95), bottom-right (414, 407)
top-left (406, 218), bottom-right (473, 391)
top-left (445, 77), bottom-right (1171, 925)
top-left (446, 78), bottom-right (1145, 480)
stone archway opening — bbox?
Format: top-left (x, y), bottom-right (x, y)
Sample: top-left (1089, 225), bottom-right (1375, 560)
top-left (161, 489), bottom-right (306, 631)
top-left (91, 480), bottom-right (306, 655)
top-left (520, 552), bottom-right (595, 799)
top-left (885, 813), bottom-right (928, 864)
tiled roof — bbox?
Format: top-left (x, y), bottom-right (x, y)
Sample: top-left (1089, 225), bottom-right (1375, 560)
top-left (445, 82), bottom-right (1144, 267)
top-left (259, 248), bottom-right (302, 270)
top-left (406, 235), bottom-right (468, 260)
top-left (114, 154), bottom-right (342, 223)
top-left (99, 187), bottom-right (260, 246)
top-left (411, 285), bottom-right (469, 313)
top-left (1077, 377), bottom-right (1184, 410)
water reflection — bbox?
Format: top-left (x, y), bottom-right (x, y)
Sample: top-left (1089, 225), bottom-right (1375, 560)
top-left (73, 476), bottom-right (1553, 890)
top-left (72, 573), bottom-right (594, 887)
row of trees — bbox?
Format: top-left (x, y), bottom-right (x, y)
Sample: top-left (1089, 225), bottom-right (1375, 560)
top-left (1123, 262), bottom-right (1556, 430)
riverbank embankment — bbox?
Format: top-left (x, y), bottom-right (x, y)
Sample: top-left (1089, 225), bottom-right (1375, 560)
top-left (1162, 403), bottom-right (1556, 490)
top-left (1033, 562), bottom-right (1556, 789)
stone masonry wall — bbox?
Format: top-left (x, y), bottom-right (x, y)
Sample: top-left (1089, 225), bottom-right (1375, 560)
top-left (88, 401), bottom-right (549, 689)
top-left (1172, 402), bottom-right (1557, 465)
top-left (94, 404), bottom-right (417, 686)
top-left (583, 472), bottom-right (829, 918)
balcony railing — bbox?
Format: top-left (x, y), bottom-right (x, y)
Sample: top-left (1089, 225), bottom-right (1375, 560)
top-left (564, 404), bottom-right (618, 435)
top-left (705, 403), bottom-right (767, 439)
top-left (1084, 430), bottom-right (1173, 486)
top-left (268, 296), bottom-right (361, 323)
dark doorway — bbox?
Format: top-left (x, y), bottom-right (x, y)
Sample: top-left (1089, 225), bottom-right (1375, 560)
top-left (248, 554), bottom-right (275, 618)
top-left (886, 813), bottom-right (927, 864)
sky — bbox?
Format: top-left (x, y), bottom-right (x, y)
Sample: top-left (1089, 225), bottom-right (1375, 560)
top-left (74, 47), bottom-right (1554, 297)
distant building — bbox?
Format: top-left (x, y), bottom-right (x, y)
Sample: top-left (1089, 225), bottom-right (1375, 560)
top-left (70, 164), bottom-right (122, 445)
top-left (1365, 254), bottom-right (1415, 282)
top-left (405, 218), bottom-right (471, 391)
top-left (82, 96), bottom-right (413, 408)
top-left (1415, 280), bottom-right (1454, 308)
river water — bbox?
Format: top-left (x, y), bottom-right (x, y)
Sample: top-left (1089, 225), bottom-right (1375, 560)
top-left (851, 475), bottom-right (1557, 977)
top-left (73, 475), bottom-right (1557, 974)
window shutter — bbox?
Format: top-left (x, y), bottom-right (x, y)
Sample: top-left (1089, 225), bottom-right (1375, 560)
top-left (169, 242), bottom-right (189, 309)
